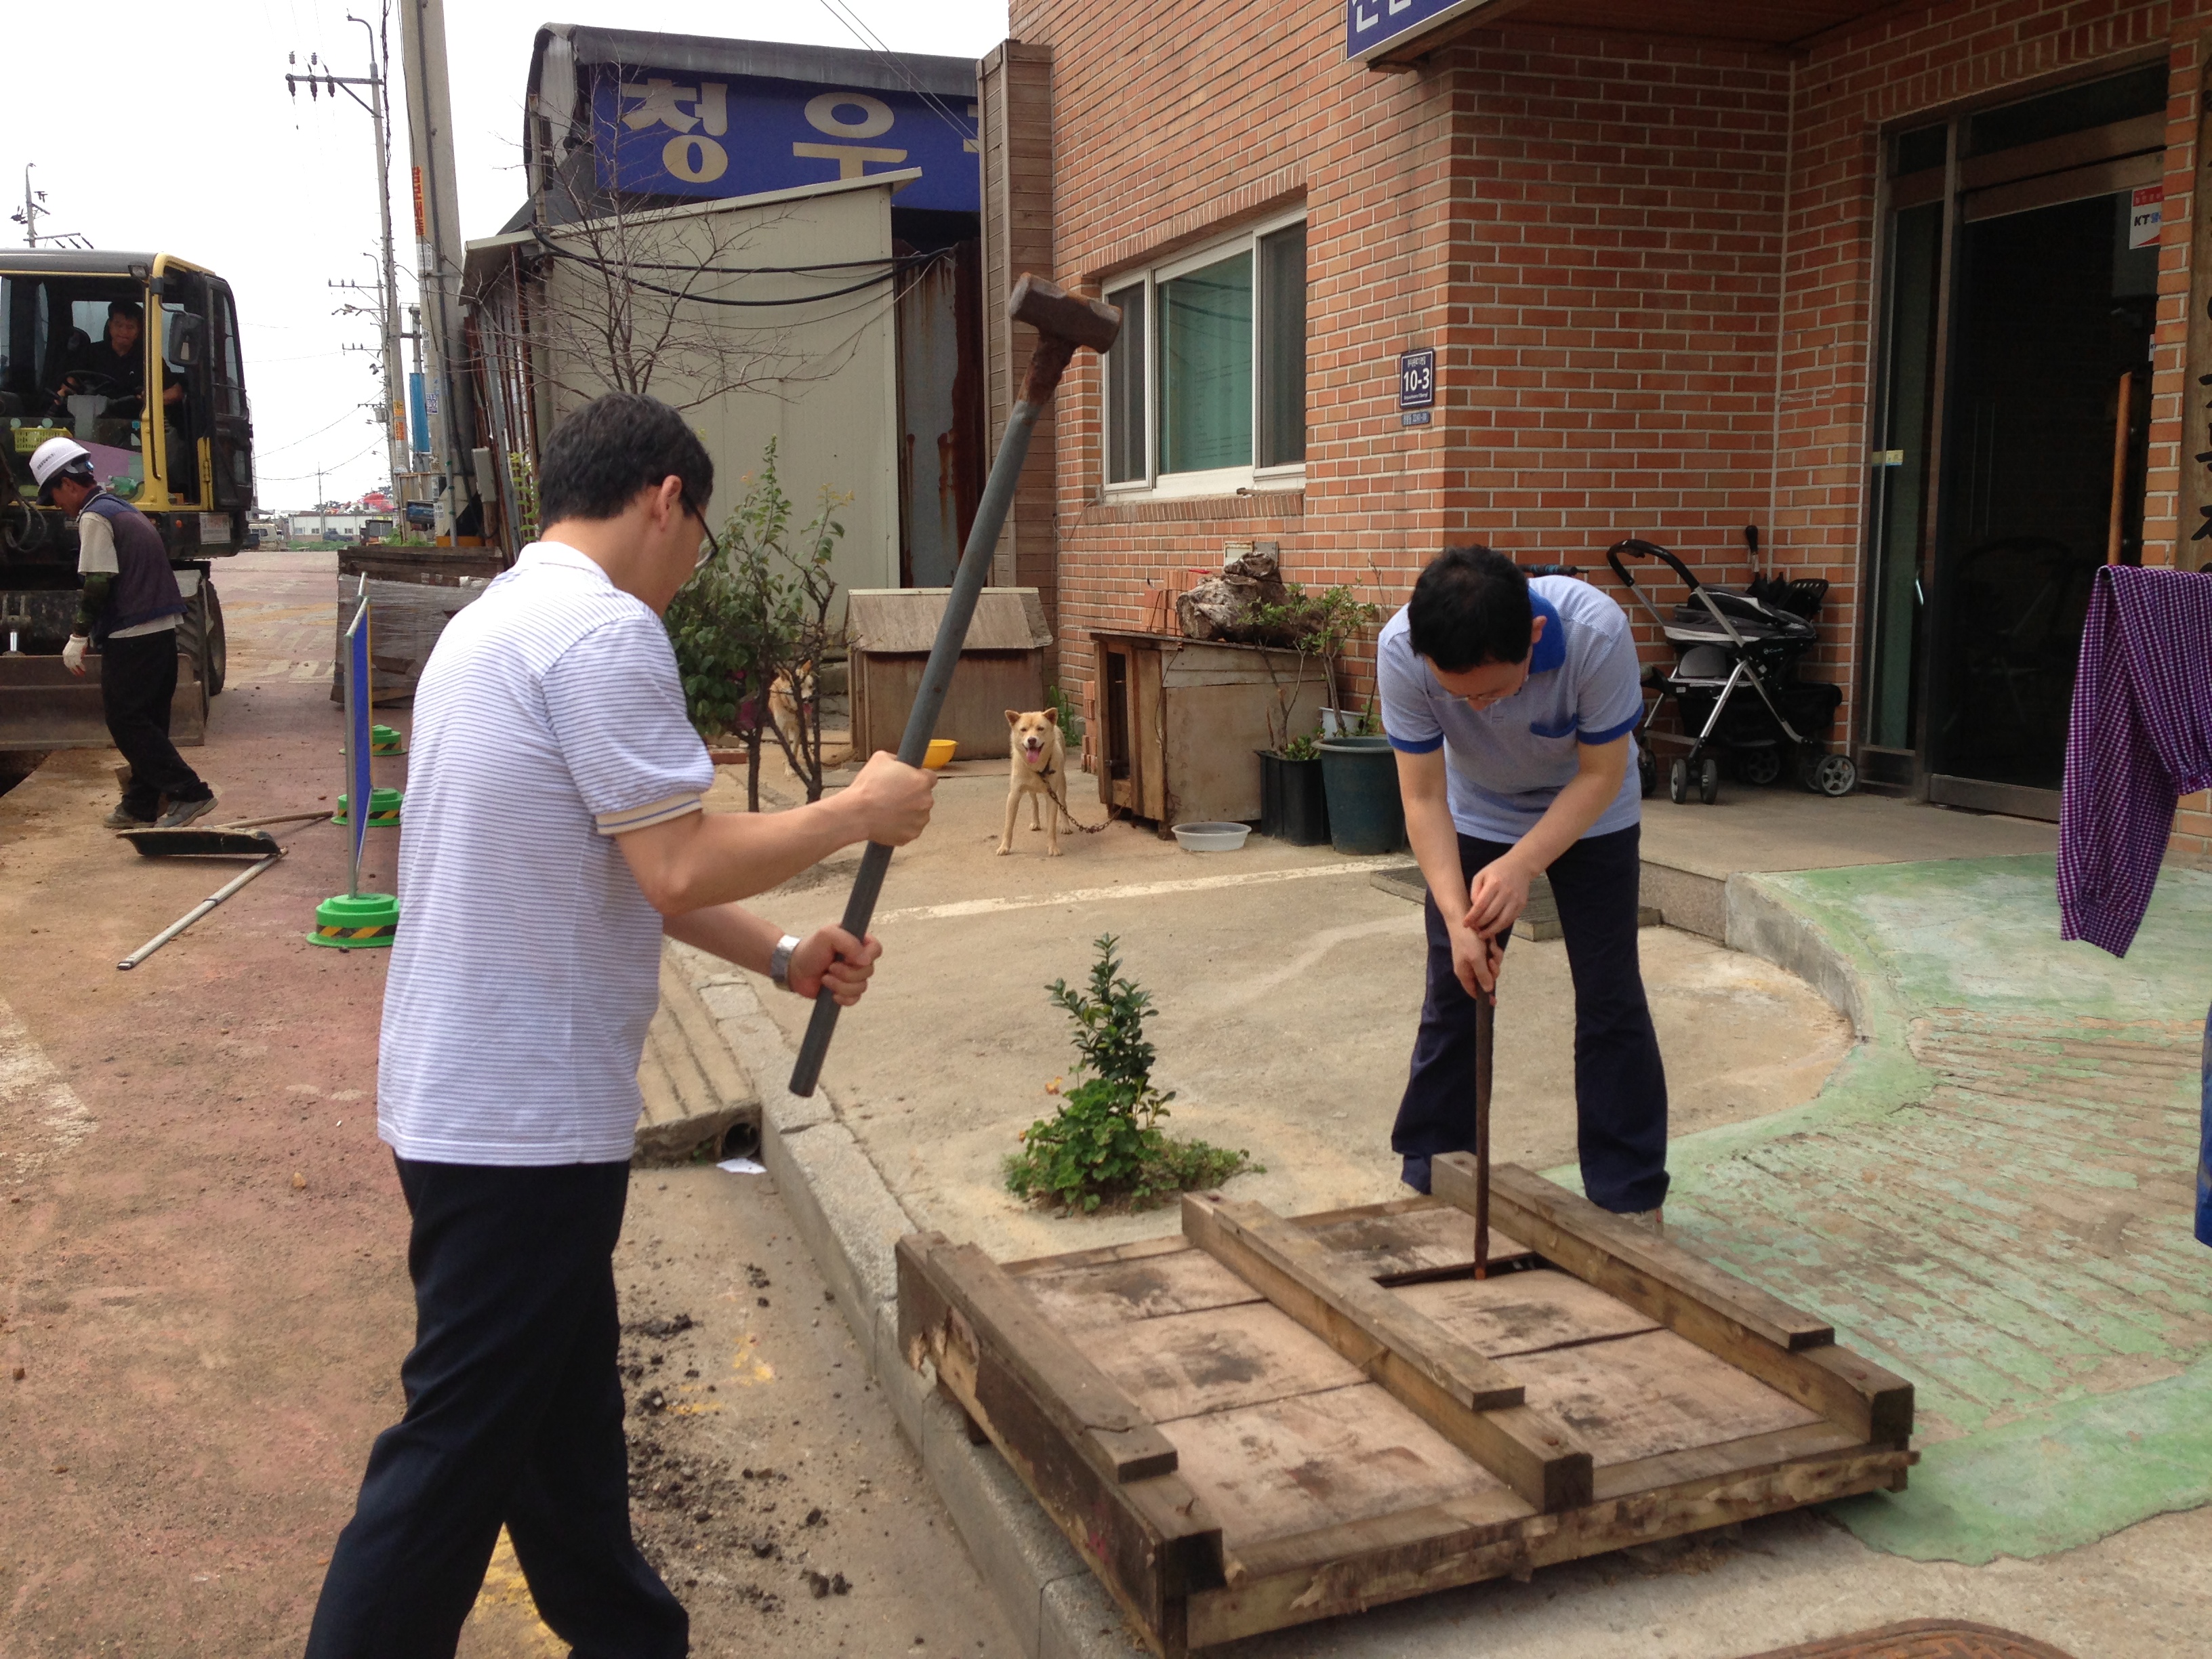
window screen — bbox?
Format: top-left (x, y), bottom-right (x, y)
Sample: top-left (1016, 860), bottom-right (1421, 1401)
top-left (1257, 224), bottom-right (1307, 468)
top-left (1105, 281), bottom-right (1146, 484)
top-left (1158, 251), bottom-right (1252, 474)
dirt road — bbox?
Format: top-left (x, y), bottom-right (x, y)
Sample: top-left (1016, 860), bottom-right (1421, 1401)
top-left (1, 550), bottom-right (1009, 1656)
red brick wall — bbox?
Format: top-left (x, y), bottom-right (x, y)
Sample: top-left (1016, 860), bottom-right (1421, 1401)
top-left (1011, 0), bottom-right (2212, 860)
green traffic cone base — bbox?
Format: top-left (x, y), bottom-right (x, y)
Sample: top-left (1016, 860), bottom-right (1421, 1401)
top-left (332, 786), bottom-right (405, 827)
top-left (337, 724), bottom-right (408, 756)
top-left (307, 891), bottom-right (399, 949)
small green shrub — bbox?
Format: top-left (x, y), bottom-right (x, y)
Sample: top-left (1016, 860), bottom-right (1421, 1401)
top-left (1005, 936), bottom-right (1258, 1214)
top-left (1280, 730), bottom-right (1322, 762)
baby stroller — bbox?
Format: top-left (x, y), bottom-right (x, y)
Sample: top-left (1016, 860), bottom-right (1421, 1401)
top-left (1605, 536), bottom-right (1856, 805)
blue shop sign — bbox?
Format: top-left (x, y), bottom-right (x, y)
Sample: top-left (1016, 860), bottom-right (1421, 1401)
top-left (1345, 0), bottom-right (1486, 62)
top-left (592, 68), bottom-right (979, 213)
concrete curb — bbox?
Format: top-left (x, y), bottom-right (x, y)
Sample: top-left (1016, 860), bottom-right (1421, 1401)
top-left (674, 945), bottom-right (1140, 1659)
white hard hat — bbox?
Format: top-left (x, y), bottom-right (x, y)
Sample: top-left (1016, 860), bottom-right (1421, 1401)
top-left (28, 435), bottom-right (94, 501)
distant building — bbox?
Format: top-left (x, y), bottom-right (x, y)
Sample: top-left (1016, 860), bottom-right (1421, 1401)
top-left (465, 29), bottom-right (988, 615)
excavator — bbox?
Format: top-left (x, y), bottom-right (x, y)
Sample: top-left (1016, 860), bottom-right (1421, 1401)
top-left (0, 249), bottom-right (253, 750)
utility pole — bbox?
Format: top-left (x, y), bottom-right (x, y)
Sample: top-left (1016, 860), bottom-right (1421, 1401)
top-left (396, 0), bottom-right (478, 539)
top-left (16, 165), bottom-right (42, 247)
top-left (285, 17), bottom-right (409, 493)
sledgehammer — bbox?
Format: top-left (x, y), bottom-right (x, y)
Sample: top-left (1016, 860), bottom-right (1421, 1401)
top-left (788, 276), bottom-right (1122, 1097)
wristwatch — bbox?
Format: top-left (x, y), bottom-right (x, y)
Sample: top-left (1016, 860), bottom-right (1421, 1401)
top-left (769, 933), bottom-right (802, 991)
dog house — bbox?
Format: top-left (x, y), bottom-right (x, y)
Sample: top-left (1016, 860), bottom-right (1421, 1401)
top-left (847, 587), bottom-right (1052, 760)
top-left (1090, 631), bottom-right (1327, 828)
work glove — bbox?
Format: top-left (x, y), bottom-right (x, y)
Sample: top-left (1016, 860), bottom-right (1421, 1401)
top-left (62, 635), bottom-right (88, 676)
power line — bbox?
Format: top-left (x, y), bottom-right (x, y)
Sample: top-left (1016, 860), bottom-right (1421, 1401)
top-left (259, 441), bottom-right (380, 484)
top-left (529, 228), bottom-right (947, 308)
top-left (811, 0), bottom-right (975, 144)
top-left (257, 409), bottom-right (374, 456)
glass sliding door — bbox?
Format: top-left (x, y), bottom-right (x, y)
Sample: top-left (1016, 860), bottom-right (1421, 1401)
top-left (1862, 64), bottom-right (2166, 817)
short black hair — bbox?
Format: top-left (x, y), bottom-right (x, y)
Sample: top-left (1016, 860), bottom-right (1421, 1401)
top-left (1406, 546), bottom-right (1534, 672)
top-left (537, 392), bottom-right (714, 529)
top-left (106, 300), bottom-right (143, 322)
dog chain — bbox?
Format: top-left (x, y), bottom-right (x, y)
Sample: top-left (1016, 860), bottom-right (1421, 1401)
top-left (1040, 766), bottom-right (1111, 835)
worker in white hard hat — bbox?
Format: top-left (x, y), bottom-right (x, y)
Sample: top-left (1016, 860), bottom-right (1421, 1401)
top-left (29, 436), bottom-right (216, 829)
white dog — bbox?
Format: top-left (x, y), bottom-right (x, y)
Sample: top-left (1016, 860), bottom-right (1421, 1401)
top-left (998, 708), bottom-right (1065, 857)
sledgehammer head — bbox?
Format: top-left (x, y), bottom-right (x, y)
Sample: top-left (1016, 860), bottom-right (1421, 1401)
top-left (1010, 274), bottom-right (1121, 353)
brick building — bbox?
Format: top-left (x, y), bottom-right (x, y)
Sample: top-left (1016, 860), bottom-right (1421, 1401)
top-left (977, 0), bottom-right (2212, 856)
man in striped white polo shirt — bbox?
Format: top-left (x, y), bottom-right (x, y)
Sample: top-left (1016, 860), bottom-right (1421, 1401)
top-left (306, 394), bottom-right (936, 1658)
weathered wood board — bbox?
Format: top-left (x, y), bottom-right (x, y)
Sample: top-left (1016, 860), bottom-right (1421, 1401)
top-left (899, 1170), bottom-right (1915, 1656)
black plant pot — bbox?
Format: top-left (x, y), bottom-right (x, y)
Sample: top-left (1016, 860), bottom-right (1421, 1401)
top-left (1258, 750), bottom-right (1330, 845)
top-left (1318, 736), bottom-right (1407, 855)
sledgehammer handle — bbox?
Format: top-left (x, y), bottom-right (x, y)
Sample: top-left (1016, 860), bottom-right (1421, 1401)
top-left (787, 400), bottom-right (1042, 1097)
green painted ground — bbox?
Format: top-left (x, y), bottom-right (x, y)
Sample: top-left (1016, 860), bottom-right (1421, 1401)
top-left (1652, 855), bottom-right (2209, 1563)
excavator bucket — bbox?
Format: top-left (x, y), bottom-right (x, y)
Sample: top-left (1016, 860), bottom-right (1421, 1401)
top-left (0, 653), bottom-right (205, 752)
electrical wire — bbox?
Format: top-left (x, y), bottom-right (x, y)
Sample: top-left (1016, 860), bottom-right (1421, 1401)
top-left (529, 228), bottom-right (948, 308)
top-left (254, 408), bottom-right (372, 456)
top-left (811, 0), bottom-right (976, 145)
top-left (258, 441), bottom-right (380, 484)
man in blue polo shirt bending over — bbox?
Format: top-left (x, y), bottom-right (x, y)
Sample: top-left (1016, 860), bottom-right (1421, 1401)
top-left (1380, 545), bottom-right (1668, 1230)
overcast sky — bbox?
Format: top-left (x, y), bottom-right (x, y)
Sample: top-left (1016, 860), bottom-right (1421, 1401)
top-left (0, 0), bottom-right (1006, 510)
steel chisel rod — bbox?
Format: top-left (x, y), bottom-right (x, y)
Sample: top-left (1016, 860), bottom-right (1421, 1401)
top-left (1474, 991), bottom-right (1494, 1277)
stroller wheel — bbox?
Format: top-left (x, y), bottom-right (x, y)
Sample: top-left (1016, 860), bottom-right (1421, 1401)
top-left (1801, 751), bottom-right (1858, 797)
top-left (1698, 754), bottom-right (1722, 805)
top-left (1668, 758), bottom-right (1689, 804)
top-left (1735, 744), bottom-right (1782, 787)
top-left (1638, 744), bottom-right (1658, 799)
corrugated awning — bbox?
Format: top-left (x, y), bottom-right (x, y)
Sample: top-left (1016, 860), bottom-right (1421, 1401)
top-left (1362, 0), bottom-right (1910, 66)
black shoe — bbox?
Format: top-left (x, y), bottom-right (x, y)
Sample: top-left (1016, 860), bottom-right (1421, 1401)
top-left (155, 795), bottom-right (218, 830)
top-left (1400, 1155), bottom-right (1431, 1195)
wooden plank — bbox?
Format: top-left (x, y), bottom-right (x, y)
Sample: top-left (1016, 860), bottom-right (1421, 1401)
top-left (1189, 1444), bottom-right (1913, 1647)
top-left (1163, 1382), bottom-right (1521, 1551)
top-left (1183, 1195), bottom-right (1595, 1512)
top-left (903, 1233), bottom-right (1179, 1483)
top-left (1392, 1268), bottom-right (1661, 1358)
top-left (1509, 1327), bottom-right (1824, 1467)
top-left (1591, 1420), bottom-right (1866, 1502)
top-left (1433, 1158), bottom-right (1914, 1444)
top-left (1071, 1301), bottom-right (1366, 1423)
top-left (1297, 1197), bottom-right (1535, 1281)
top-left (1443, 1158), bottom-right (1833, 1349)
top-left (897, 1233), bottom-right (1221, 1656)
top-left (1018, 1246), bottom-right (1263, 1332)
top-left (1003, 1232), bottom-right (1190, 1277)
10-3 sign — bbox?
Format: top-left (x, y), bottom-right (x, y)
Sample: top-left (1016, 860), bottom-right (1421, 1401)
top-left (1399, 348), bottom-right (1435, 409)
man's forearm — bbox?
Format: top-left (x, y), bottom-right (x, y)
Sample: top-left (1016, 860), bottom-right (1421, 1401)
top-left (1501, 765), bottom-right (1619, 877)
top-left (1404, 793), bottom-right (1469, 922)
top-left (637, 791), bottom-right (869, 914)
top-left (73, 573), bottom-right (111, 636)
top-left (664, 902), bottom-right (783, 976)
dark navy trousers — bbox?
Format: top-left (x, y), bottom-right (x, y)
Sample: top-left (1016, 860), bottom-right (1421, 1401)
top-left (1392, 824), bottom-right (1671, 1214)
top-left (304, 1158), bottom-right (686, 1659)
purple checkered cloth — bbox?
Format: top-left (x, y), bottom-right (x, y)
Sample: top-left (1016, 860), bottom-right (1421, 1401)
top-left (2059, 565), bottom-right (2212, 958)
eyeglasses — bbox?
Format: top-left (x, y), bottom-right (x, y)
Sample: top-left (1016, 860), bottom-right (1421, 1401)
top-left (688, 498), bottom-right (722, 572)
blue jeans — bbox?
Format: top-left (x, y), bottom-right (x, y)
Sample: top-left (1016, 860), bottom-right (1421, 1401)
top-left (1392, 825), bottom-right (1671, 1214)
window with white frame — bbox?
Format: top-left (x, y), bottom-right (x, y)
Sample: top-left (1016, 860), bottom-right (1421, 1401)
top-left (1103, 212), bottom-right (1307, 495)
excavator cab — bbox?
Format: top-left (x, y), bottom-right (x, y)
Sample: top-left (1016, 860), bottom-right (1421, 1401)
top-left (0, 251), bottom-right (251, 750)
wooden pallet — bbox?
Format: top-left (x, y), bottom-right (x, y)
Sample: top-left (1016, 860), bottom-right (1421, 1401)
top-left (897, 1154), bottom-right (1914, 1656)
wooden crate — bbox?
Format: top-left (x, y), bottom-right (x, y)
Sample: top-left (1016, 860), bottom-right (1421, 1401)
top-left (897, 1155), bottom-right (1914, 1656)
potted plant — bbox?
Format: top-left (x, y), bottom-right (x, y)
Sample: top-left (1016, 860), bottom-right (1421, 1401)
top-left (1247, 583), bottom-right (1380, 845)
top-left (1259, 729), bottom-right (1330, 844)
top-left (1317, 700), bottom-right (1406, 855)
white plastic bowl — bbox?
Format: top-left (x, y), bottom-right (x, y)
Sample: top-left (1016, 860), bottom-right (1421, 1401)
top-left (1172, 821), bottom-right (1252, 853)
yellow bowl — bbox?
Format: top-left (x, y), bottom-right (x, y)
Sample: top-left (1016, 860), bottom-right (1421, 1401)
top-left (922, 738), bottom-right (958, 770)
